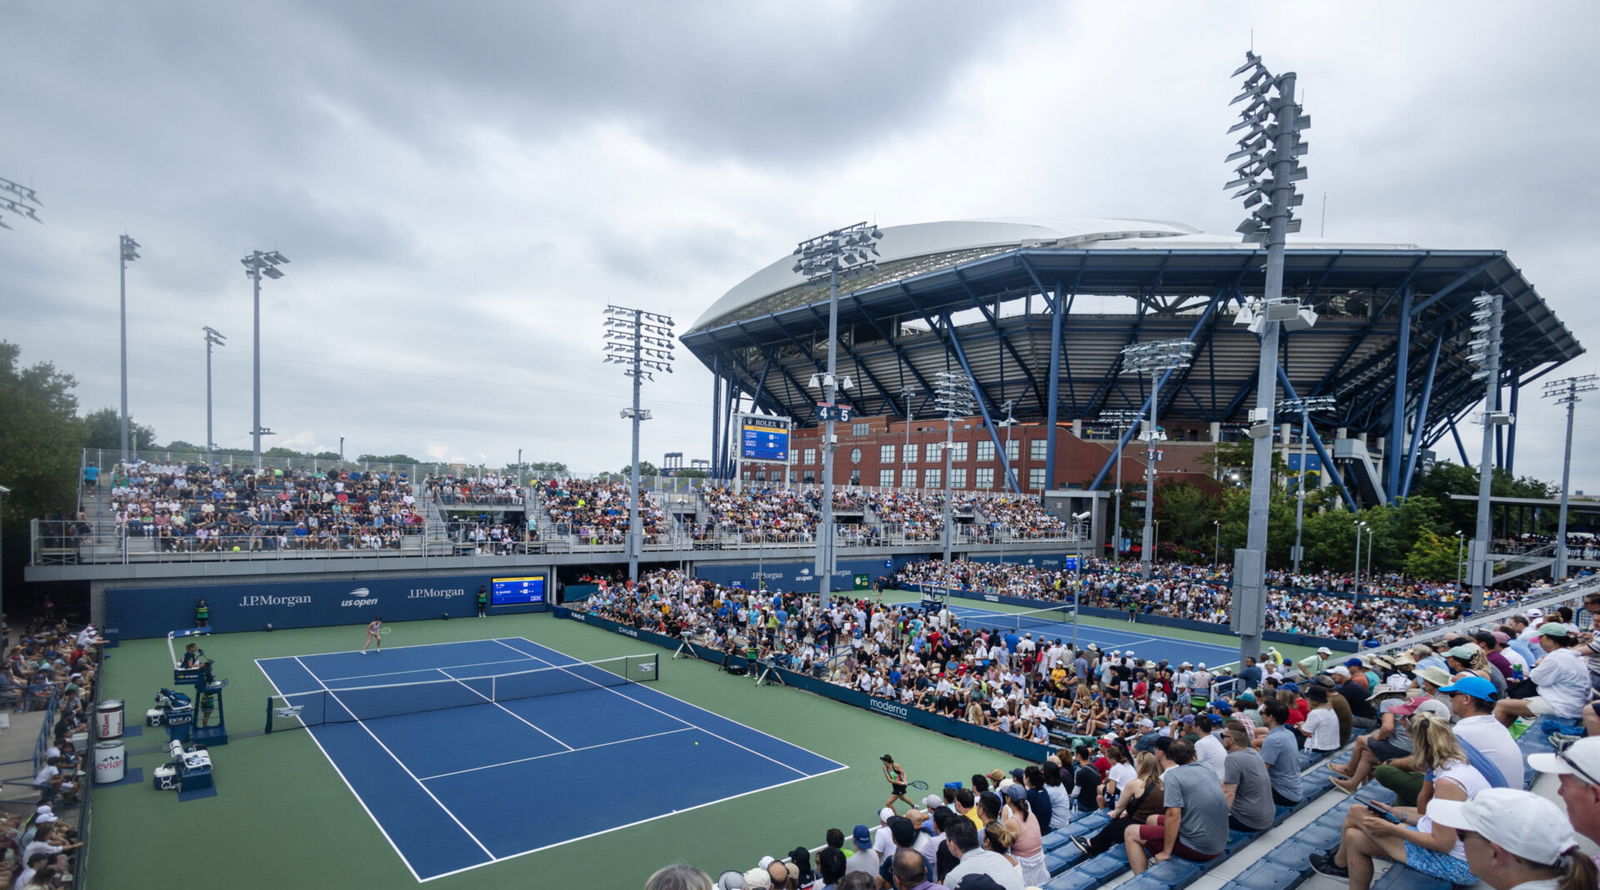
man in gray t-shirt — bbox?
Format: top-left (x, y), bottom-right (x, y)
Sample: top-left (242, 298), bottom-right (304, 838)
top-left (1124, 739), bottom-right (1229, 873)
top-left (1258, 701), bottom-right (1303, 805)
top-left (1222, 728), bottom-right (1275, 831)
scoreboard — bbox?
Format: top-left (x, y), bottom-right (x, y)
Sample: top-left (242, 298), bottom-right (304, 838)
top-left (740, 416), bottom-right (791, 463)
top-left (491, 575), bottom-right (545, 606)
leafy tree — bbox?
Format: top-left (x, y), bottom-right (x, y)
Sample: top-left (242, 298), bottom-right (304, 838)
top-left (675, 468), bottom-right (708, 479)
top-left (1154, 481), bottom-right (1217, 555)
top-left (357, 453), bottom-right (422, 465)
top-left (1403, 527), bottom-right (1465, 581)
top-left (0, 342), bottom-right (87, 525)
top-left (621, 461), bottom-right (660, 477)
top-left (81, 406), bottom-right (157, 452)
top-left (517, 461), bottom-right (570, 478)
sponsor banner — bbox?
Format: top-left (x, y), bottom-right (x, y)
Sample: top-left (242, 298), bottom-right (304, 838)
top-left (550, 606), bottom-right (1052, 761)
top-left (106, 573), bottom-right (546, 639)
top-left (964, 553), bottom-right (1074, 569)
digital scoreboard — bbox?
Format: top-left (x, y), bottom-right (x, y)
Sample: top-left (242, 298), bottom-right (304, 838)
top-left (490, 575), bottom-right (545, 606)
top-left (740, 416), bottom-right (791, 463)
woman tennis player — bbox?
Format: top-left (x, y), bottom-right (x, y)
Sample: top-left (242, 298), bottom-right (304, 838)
top-left (360, 616), bottom-right (385, 654)
top-left (881, 753), bottom-right (915, 812)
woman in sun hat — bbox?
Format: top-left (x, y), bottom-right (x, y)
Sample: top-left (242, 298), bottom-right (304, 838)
top-left (1426, 787), bottom-right (1597, 890)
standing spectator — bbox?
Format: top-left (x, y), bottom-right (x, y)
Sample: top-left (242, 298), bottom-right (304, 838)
top-left (1123, 739), bottom-right (1229, 873)
top-left (1258, 701), bottom-right (1303, 806)
top-left (194, 599), bottom-right (209, 629)
top-left (1496, 623), bottom-right (1591, 725)
top-left (1221, 727), bottom-right (1276, 833)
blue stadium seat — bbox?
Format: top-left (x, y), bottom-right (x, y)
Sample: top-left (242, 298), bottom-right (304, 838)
top-left (1370, 863), bottom-right (1459, 890)
top-left (1118, 856), bottom-right (1206, 890)
top-left (1219, 859), bottom-right (1307, 890)
top-left (1045, 845), bottom-right (1085, 876)
top-left (1042, 847), bottom-right (1130, 890)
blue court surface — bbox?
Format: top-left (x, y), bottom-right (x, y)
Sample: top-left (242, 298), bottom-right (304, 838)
top-left (945, 603), bottom-right (1244, 669)
top-left (257, 638), bottom-right (844, 882)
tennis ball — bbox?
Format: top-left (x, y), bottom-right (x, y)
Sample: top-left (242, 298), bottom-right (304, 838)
top-left (694, 741), bottom-right (699, 746)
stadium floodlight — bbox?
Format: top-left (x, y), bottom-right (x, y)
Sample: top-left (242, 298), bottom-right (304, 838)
top-left (1223, 50), bottom-right (1313, 664)
top-left (793, 221), bottom-right (884, 608)
top-left (241, 249), bottom-right (290, 469)
top-left (1121, 339), bottom-right (1195, 579)
top-left (934, 370), bottom-right (977, 564)
top-left (1466, 292), bottom-right (1503, 610)
top-left (603, 304), bottom-right (676, 585)
top-left (0, 177), bottom-right (42, 231)
top-left (118, 234), bottom-right (141, 463)
top-left (1541, 374), bottom-right (1598, 581)
top-left (1097, 409), bottom-right (1146, 560)
top-left (203, 327), bottom-right (227, 456)
top-left (1277, 395), bottom-right (1338, 573)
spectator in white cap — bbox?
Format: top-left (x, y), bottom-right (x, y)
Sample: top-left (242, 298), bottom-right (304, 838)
top-left (1425, 787), bottom-right (1597, 890)
top-left (1495, 623), bottom-right (1590, 726)
top-left (1529, 737), bottom-right (1600, 859)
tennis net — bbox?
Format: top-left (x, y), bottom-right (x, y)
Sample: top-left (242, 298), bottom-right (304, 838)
top-left (265, 652), bottom-right (660, 732)
top-left (957, 604), bottom-right (1073, 635)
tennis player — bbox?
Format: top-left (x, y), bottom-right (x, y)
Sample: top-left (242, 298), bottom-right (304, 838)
top-left (360, 617), bottom-right (384, 654)
top-left (881, 753), bottom-right (914, 813)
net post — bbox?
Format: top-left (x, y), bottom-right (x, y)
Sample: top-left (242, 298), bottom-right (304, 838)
top-left (264, 696), bottom-right (274, 734)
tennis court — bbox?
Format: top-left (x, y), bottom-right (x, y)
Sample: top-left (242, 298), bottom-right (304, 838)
top-left (256, 637), bottom-right (845, 881)
top-left (943, 601), bottom-right (1247, 669)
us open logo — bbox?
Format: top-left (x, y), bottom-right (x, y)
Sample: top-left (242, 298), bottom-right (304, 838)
top-left (341, 587), bottom-right (380, 608)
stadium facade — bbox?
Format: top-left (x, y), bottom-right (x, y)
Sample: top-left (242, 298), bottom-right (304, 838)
top-left (684, 218), bottom-right (1583, 507)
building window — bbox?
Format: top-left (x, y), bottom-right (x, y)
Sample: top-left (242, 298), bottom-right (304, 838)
top-left (1006, 439), bottom-right (1019, 461)
top-left (927, 442), bottom-right (943, 462)
top-left (926, 468), bottom-right (942, 488)
top-left (852, 422), bottom-right (870, 437)
top-left (977, 440), bottom-right (995, 462)
top-left (1030, 439), bottom-right (1048, 461)
top-left (879, 444), bottom-right (896, 464)
top-left (802, 470), bottom-right (816, 483)
top-left (754, 469), bottom-right (766, 482)
top-left (1028, 468), bottom-right (1046, 490)
top-left (901, 468), bottom-right (917, 487)
top-left (951, 468), bottom-right (967, 488)
top-left (951, 441), bottom-right (969, 462)
top-left (904, 443), bottom-right (919, 463)
top-left (849, 470), bottom-right (861, 485)
top-left (803, 448), bottom-right (816, 465)
top-left (975, 467), bottom-right (995, 489)
top-left (879, 469), bottom-right (895, 487)
top-left (850, 447), bottom-right (862, 464)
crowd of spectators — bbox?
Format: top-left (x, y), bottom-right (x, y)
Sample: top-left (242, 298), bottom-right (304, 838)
top-left (541, 479), bottom-right (670, 545)
top-left (442, 517), bottom-right (534, 554)
top-left (423, 473), bottom-right (524, 505)
top-left (621, 580), bottom-right (1600, 890)
top-left (101, 460), bottom-right (422, 551)
top-left (687, 486), bottom-right (1071, 546)
top-left (0, 617), bottom-right (104, 890)
top-left (895, 558), bottom-right (1547, 647)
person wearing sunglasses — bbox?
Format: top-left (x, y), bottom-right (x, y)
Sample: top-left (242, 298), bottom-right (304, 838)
top-left (1425, 787), bottom-right (1596, 890)
top-left (1530, 736), bottom-right (1600, 868)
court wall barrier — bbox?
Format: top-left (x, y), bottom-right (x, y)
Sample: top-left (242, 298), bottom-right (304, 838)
top-left (553, 607), bottom-right (1054, 762)
top-left (106, 572), bottom-right (548, 639)
top-left (693, 555), bottom-right (932, 595)
top-left (906, 585), bottom-right (1358, 653)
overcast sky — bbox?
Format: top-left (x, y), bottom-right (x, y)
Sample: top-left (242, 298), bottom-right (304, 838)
top-left (3, 1), bottom-right (1597, 491)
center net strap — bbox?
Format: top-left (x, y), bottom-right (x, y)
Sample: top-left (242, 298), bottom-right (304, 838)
top-left (267, 652), bottom-right (659, 732)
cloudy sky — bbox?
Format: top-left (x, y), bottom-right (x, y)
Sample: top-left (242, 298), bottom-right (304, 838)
top-left (3, 1), bottom-right (1597, 489)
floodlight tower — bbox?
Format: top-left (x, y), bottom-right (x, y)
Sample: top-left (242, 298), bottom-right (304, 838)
top-left (794, 222), bottom-right (883, 607)
top-left (119, 235), bottom-right (141, 462)
top-left (0, 178), bottom-right (42, 230)
top-left (1099, 409), bottom-right (1146, 561)
top-left (934, 370), bottom-right (977, 564)
top-left (1223, 51), bottom-right (1315, 663)
top-left (1120, 339), bottom-right (1195, 579)
top-left (1278, 395), bottom-right (1337, 573)
top-left (1466, 293), bottom-right (1506, 611)
top-left (1542, 374), bottom-right (1598, 581)
top-left (241, 250), bottom-right (289, 469)
top-left (603, 304), bottom-right (676, 585)
top-left (203, 326), bottom-right (226, 457)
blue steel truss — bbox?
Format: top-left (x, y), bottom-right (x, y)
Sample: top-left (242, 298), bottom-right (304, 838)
top-left (684, 246), bottom-right (1583, 503)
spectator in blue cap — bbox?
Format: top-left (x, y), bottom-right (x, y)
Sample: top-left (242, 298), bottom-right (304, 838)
top-left (845, 825), bottom-right (879, 877)
top-left (1439, 675), bottom-right (1522, 790)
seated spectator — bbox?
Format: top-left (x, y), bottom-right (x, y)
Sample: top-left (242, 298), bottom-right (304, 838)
top-left (1311, 715), bottom-right (1486, 889)
top-left (941, 819), bottom-right (1022, 890)
top-left (845, 824), bottom-right (878, 877)
top-left (1257, 701), bottom-right (1303, 806)
top-left (816, 829), bottom-right (848, 889)
top-left (1332, 696), bottom-right (1449, 794)
top-left (1073, 750), bottom-right (1164, 857)
top-left (888, 846), bottom-right (941, 890)
top-left (1301, 685), bottom-right (1342, 754)
top-left (1495, 622), bottom-right (1591, 726)
top-left (643, 864), bottom-right (713, 890)
top-left (1428, 788), bottom-right (1595, 890)
top-left (1221, 727), bottom-right (1275, 833)
top-left (1440, 676), bottom-right (1523, 789)
top-left (1123, 739), bottom-right (1228, 873)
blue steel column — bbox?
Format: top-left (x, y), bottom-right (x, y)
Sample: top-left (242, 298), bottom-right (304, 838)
top-left (1400, 335), bottom-right (1443, 498)
top-left (1505, 377), bottom-right (1519, 473)
top-left (1045, 285), bottom-right (1065, 494)
top-left (711, 355), bottom-right (723, 479)
top-left (1385, 288), bottom-right (1412, 502)
top-left (1277, 368), bottom-right (1359, 512)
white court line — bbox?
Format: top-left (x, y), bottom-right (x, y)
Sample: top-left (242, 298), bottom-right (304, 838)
top-left (292, 656), bottom-right (497, 861)
top-left (418, 764), bottom-right (851, 884)
top-left (950, 605), bottom-right (1244, 653)
top-left (418, 727), bottom-right (694, 781)
top-left (254, 658), bottom-right (431, 884)
top-left (431, 667), bottom-right (574, 751)
top-left (319, 654), bottom-right (539, 685)
top-left (492, 638), bottom-right (837, 777)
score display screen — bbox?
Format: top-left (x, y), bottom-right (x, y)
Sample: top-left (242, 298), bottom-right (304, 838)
top-left (491, 576), bottom-right (545, 606)
top-left (740, 418), bottom-right (791, 463)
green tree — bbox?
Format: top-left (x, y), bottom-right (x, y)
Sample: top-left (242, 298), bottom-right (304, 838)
top-left (621, 461), bottom-right (660, 477)
top-left (357, 453), bottom-right (422, 465)
top-left (0, 342), bottom-right (87, 524)
top-left (1403, 527), bottom-right (1464, 581)
top-left (1154, 481), bottom-right (1217, 556)
top-left (675, 468), bottom-right (708, 479)
top-left (518, 461), bottom-right (570, 478)
top-left (82, 406), bottom-right (157, 452)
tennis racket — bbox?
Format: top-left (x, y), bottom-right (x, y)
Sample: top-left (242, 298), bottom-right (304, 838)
top-left (379, 625), bottom-right (392, 636)
top-left (909, 780), bottom-right (929, 790)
